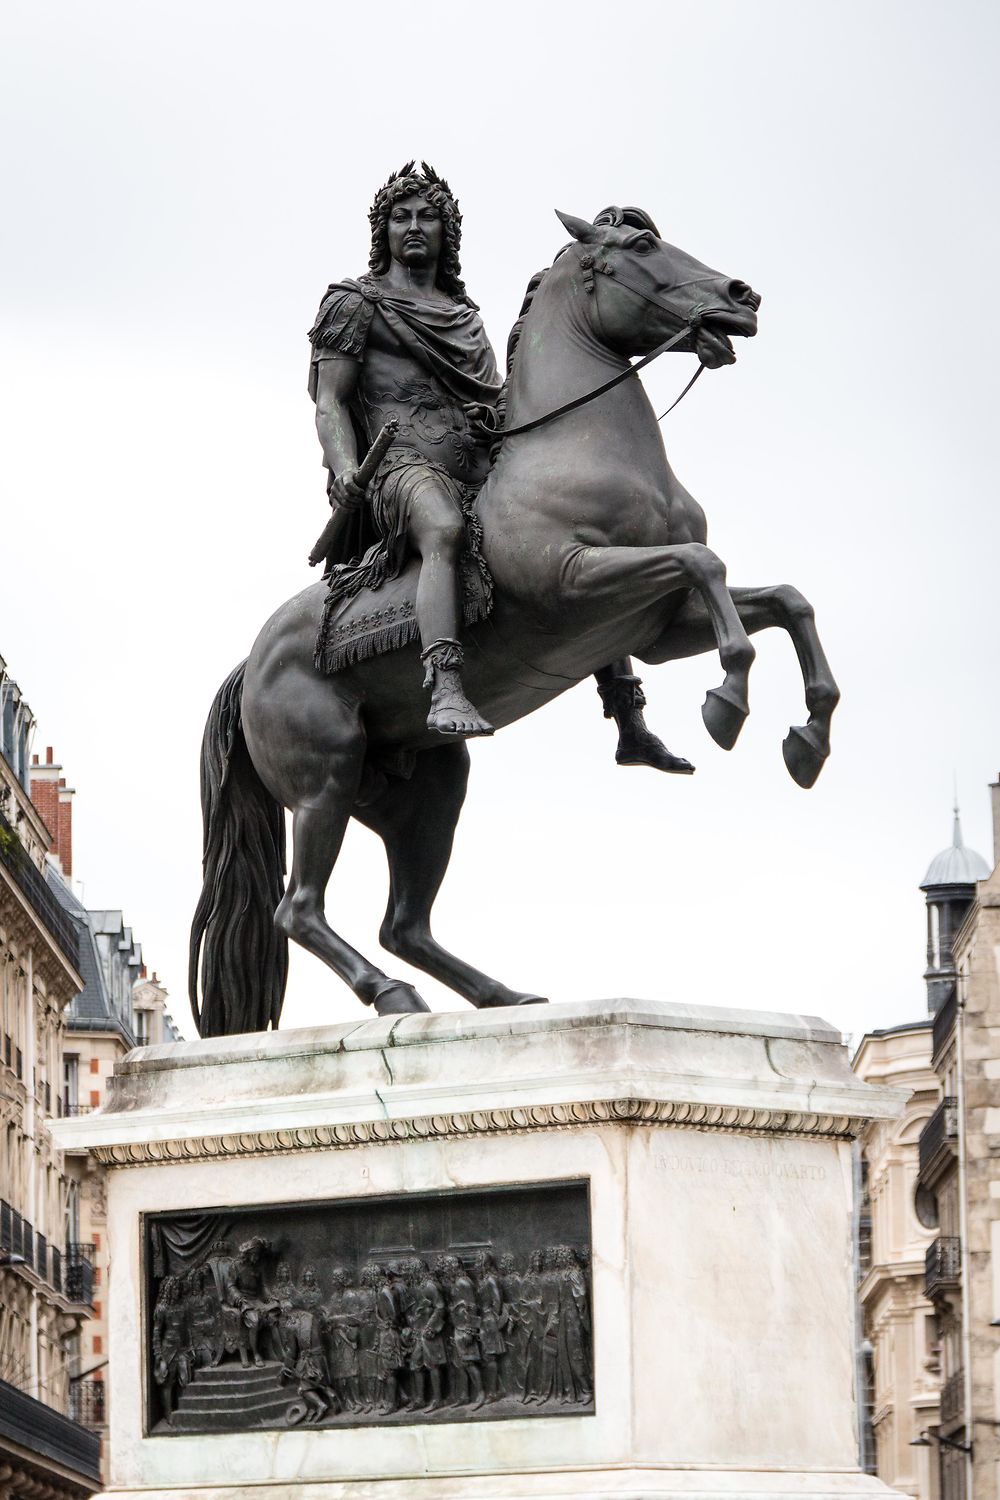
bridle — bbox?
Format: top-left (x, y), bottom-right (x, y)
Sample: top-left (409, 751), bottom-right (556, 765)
top-left (497, 252), bottom-right (729, 440)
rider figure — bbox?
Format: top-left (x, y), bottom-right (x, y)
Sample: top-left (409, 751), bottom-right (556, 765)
top-left (308, 163), bottom-right (691, 770)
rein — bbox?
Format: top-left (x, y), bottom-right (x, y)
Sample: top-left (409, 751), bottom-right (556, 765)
top-left (498, 260), bottom-right (719, 440)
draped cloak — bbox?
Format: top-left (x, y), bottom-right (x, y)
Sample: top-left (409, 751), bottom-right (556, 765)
top-left (307, 274), bottom-right (502, 573)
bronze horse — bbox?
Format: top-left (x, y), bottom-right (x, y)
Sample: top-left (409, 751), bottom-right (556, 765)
top-left (189, 210), bottom-right (839, 1035)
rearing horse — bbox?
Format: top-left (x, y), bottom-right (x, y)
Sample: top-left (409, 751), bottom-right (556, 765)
top-left (189, 208), bottom-right (839, 1035)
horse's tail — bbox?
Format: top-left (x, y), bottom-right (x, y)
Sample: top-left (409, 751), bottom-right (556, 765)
top-left (188, 661), bottom-right (288, 1038)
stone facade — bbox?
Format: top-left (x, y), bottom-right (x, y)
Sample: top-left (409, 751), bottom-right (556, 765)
top-left (853, 1024), bottom-right (942, 1497)
top-left (56, 946), bottom-right (180, 1470)
top-left (932, 776), bottom-right (1000, 1500)
top-left (857, 776), bottom-right (1000, 1500)
top-left (0, 656), bottom-right (100, 1499)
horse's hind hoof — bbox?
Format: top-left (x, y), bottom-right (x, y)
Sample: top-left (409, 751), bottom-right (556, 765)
top-left (702, 687), bottom-right (748, 751)
top-left (782, 725), bottom-right (829, 789)
top-left (474, 991), bottom-right (549, 1009)
top-left (372, 981), bottom-right (431, 1016)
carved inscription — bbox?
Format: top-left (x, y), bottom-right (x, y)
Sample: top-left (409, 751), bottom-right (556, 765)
top-left (145, 1180), bottom-right (593, 1433)
top-left (654, 1152), bottom-right (827, 1182)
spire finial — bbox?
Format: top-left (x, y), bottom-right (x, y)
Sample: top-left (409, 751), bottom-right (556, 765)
top-left (953, 776), bottom-right (964, 849)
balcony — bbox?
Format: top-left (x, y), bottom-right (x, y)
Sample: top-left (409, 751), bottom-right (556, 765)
top-left (933, 987), bottom-right (958, 1062)
top-left (0, 1209), bottom-right (92, 1308)
top-left (919, 1097), bottom-right (959, 1188)
top-left (925, 1235), bottom-right (961, 1298)
top-left (941, 1367), bottom-right (964, 1425)
top-left (0, 1198), bottom-right (13, 1254)
top-left (0, 808), bottom-right (80, 968)
top-left (1, 1201), bottom-right (28, 1262)
top-left (64, 1242), bottom-right (95, 1307)
top-left (69, 1379), bottom-right (107, 1428)
top-left (857, 1212), bottom-right (872, 1280)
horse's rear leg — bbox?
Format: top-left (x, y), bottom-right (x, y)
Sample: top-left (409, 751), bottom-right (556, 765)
top-left (639, 583), bottom-right (840, 788)
top-left (355, 744), bottom-right (547, 1009)
top-left (565, 542), bottom-right (755, 750)
top-left (275, 748), bottom-right (430, 1016)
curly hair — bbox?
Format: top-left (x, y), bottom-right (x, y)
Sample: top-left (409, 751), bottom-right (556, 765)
top-left (368, 161), bottom-right (477, 308)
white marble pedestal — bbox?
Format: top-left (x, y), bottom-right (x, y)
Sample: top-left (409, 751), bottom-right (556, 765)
top-left (56, 999), bottom-right (908, 1500)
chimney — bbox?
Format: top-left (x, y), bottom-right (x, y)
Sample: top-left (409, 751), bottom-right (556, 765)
top-left (992, 773), bottom-right (1000, 873)
top-left (29, 750), bottom-right (75, 876)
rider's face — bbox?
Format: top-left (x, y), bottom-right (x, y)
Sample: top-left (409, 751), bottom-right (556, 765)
top-left (387, 194), bottom-right (443, 271)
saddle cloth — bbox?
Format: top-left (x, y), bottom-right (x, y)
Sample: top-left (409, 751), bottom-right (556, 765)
top-left (313, 540), bottom-right (493, 677)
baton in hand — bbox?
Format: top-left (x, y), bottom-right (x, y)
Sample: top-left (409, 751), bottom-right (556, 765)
top-left (308, 417), bottom-right (399, 568)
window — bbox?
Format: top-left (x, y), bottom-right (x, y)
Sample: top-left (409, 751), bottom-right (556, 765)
top-left (63, 1054), bottom-right (78, 1113)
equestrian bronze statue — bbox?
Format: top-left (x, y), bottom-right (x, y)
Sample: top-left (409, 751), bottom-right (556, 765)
top-left (189, 166), bottom-right (840, 1036)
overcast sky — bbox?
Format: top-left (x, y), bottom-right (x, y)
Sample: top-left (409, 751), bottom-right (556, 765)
top-left (2, 0), bottom-right (998, 1047)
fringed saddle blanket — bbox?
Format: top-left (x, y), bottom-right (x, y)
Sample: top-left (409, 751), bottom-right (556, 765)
top-left (314, 447), bottom-right (493, 676)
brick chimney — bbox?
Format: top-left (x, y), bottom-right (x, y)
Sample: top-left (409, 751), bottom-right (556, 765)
top-left (30, 747), bottom-right (75, 876)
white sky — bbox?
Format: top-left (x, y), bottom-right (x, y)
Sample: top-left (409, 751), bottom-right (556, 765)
top-left (2, 0), bottom-right (998, 1047)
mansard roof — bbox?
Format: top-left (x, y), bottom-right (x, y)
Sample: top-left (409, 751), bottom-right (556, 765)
top-left (46, 869), bottom-right (137, 1043)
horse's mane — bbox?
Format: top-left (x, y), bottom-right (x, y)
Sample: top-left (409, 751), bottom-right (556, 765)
top-left (485, 266), bottom-right (552, 464)
top-left (505, 266), bottom-right (551, 376)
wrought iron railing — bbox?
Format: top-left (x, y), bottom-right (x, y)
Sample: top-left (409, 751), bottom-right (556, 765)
top-left (35, 1230), bottom-right (47, 1279)
top-left (919, 1097), bottom-right (958, 1179)
top-left (925, 1235), bottom-right (961, 1296)
top-left (0, 808), bottom-right (80, 966)
top-left (857, 1212), bottom-right (872, 1279)
top-left (64, 1242), bottom-right (95, 1306)
top-left (940, 1367), bottom-right (964, 1425)
top-left (51, 1243), bottom-right (62, 1294)
top-left (933, 987), bottom-right (958, 1060)
top-left (69, 1379), bottom-right (107, 1427)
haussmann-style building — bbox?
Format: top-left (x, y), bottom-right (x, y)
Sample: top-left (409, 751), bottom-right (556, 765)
top-left (0, 658), bottom-right (101, 1500)
top-left (2, 659), bottom-right (179, 1496)
top-left (855, 780), bottom-right (1000, 1500)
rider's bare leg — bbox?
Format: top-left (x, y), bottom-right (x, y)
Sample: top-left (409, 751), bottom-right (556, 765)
top-left (638, 583), bottom-right (840, 788)
top-left (564, 541), bottom-right (756, 750)
top-left (594, 658), bottom-right (694, 775)
top-left (409, 486), bottom-right (493, 738)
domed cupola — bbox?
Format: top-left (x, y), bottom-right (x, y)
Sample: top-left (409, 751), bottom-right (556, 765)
top-left (920, 802), bottom-right (990, 1013)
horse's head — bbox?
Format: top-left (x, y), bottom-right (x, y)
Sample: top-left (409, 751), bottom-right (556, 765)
top-left (555, 207), bottom-right (760, 370)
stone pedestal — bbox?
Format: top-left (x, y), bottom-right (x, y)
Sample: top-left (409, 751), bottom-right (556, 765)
top-left (55, 999), bottom-right (908, 1500)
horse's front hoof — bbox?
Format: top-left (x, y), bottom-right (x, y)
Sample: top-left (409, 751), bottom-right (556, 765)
top-left (702, 686), bottom-right (748, 751)
top-left (782, 725), bottom-right (829, 789)
top-left (372, 981), bottom-right (431, 1016)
